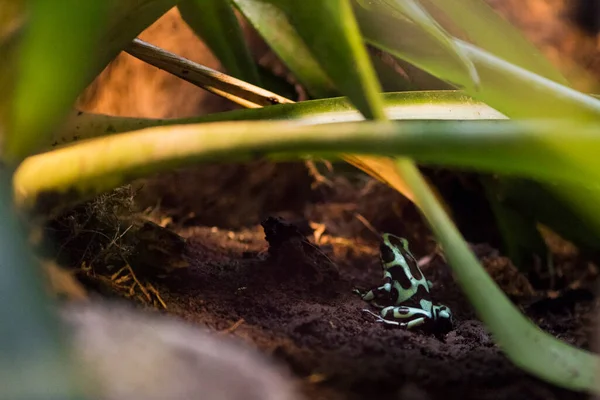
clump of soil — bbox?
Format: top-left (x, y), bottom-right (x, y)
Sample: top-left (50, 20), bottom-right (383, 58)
top-left (47, 168), bottom-right (599, 400)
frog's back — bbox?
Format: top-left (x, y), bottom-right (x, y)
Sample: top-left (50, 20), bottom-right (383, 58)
top-left (380, 233), bottom-right (432, 305)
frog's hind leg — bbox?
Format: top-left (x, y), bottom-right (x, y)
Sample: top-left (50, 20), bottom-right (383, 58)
top-left (375, 305), bottom-right (431, 329)
top-left (381, 316), bottom-right (427, 329)
top-left (361, 308), bottom-right (428, 329)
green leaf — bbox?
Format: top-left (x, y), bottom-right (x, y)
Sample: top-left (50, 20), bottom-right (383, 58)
top-left (231, 0), bottom-right (338, 98)
top-left (0, 0), bottom-right (25, 139)
top-left (178, 0), bottom-right (261, 84)
top-left (397, 158), bottom-right (599, 393)
top-left (14, 118), bottom-right (600, 220)
top-left (422, 0), bottom-right (568, 85)
top-left (54, 90), bottom-right (503, 145)
top-left (0, 168), bottom-right (90, 398)
top-left (281, 0), bottom-right (386, 119)
top-left (6, 0), bottom-right (108, 161)
top-left (354, 4), bottom-right (600, 120)
top-left (3, 0), bottom-right (181, 162)
top-left (482, 176), bottom-right (550, 272)
top-left (375, 0), bottom-right (479, 89)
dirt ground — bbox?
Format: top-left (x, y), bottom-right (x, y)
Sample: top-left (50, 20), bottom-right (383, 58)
top-left (53, 166), bottom-right (599, 400)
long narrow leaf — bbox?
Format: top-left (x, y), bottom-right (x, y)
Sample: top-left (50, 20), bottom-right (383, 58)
top-left (274, 0), bottom-right (432, 202)
top-left (0, 170), bottom-right (91, 399)
top-left (53, 91), bottom-right (506, 147)
top-left (13, 119), bottom-right (600, 216)
top-left (282, 0), bottom-right (386, 119)
top-left (7, 0), bottom-right (108, 161)
top-left (354, 5), bottom-right (600, 120)
top-left (231, 0), bottom-right (338, 98)
top-left (377, 0), bottom-right (479, 88)
top-left (422, 0), bottom-right (568, 85)
top-left (397, 159), bottom-right (599, 393)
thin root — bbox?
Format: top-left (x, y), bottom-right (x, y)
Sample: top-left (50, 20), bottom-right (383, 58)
top-left (147, 283), bottom-right (167, 309)
top-left (305, 159), bottom-right (334, 189)
top-left (220, 318), bottom-right (245, 334)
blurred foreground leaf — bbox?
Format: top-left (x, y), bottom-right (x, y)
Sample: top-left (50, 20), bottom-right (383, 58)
top-left (0, 170), bottom-right (90, 399)
top-left (7, 0), bottom-right (108, 161)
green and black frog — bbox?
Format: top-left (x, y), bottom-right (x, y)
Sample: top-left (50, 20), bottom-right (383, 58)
top-left (353, 233), bottom-right (453, 333)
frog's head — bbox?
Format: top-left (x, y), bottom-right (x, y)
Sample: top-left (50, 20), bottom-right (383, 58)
top-left (379, 233), bottom-right (419, 273)
top-left (433, 303), bottom-right (453, 332)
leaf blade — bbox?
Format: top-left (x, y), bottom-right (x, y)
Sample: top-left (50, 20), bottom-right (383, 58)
top-left (7, 0), bottom-right (108, 160)
top-left (231, 0), bottom-right (338, 98)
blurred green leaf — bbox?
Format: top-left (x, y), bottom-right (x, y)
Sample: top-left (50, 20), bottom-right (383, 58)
top-left (422, 0), bottom-right (568, 85)
top-left (483, 176), bottom-right (550, 272)
top-left (18, 118), bottom-right (600, 214)
top-left (231, 0), bottom-right (338, 98)
top-left (7, 0), bottom-right (108, 161)
top-left (269, 0), bottom-right (437, 203)
top-left (0, 170), bottom-right (90, 399)
top-left (397, 158), bottom-right (599, 393)
top-left (354, 3), bottom-right (600, 120)
top-left (375, 0), bottom-right (479, 89)
top-left (5, 0), bottom-right (183, 161)
top-left (178, 0), bottom-right (261, 84)
top-left (0, 0), bottom-right (25, 137)
top-left (229, 0), bottom-right (425, 201)
top-left (53, 90), bottom-right (504, 146)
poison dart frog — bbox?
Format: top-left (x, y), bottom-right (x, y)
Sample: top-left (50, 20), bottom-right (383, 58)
top-left (353, 233), bottom-right (453, 333)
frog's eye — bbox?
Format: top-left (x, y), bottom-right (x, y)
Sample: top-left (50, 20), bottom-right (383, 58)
top-left (386, 235), bottom-right (405, 251)
top-left (385, 234), bottom-right (410, 252)
top-left (399, 237), bottom-right (410, 252)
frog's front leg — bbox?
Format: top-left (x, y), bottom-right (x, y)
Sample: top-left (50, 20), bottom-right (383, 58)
top-left (353, 280), bottom-right (393, 308)
top-left (362, 306), bottom-right (431, 329)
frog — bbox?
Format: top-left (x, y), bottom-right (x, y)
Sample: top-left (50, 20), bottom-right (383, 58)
top-left (353, 233), bottom-right (453, 333)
